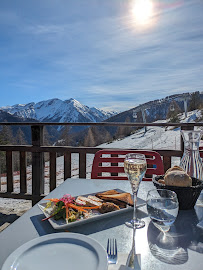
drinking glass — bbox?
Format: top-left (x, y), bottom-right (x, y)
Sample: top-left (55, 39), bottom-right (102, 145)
top-left (146, 189), bottom-right (179, 233)
top-left (124, 153), bottom-right (147, 229)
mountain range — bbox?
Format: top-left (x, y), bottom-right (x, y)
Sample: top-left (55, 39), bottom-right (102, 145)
top-left (0, 98), bottom-right (117, 123)
top-left (1, 92), bottom-right (202, 125)
top-left (0, 91), bottom-right (202, 145)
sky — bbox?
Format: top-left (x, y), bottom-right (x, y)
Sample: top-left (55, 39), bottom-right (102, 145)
top-left (0, 0), bottom-right (203, 112)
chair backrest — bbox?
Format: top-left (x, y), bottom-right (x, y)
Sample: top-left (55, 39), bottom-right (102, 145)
top-left (91, 150), bottom-right (164, 181)
top-left (200, 146), bottom-right (203, 158)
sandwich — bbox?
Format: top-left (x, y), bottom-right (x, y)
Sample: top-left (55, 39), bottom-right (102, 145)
top-left (75, 196), bottom-right (103, 207)
top-left (96, 190), bottom-right (133, 207)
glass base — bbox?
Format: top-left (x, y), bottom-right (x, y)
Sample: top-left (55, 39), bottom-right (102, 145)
top-left (153, 223), bottom-right (170, 233)
top-left (125, 219), bottom-right (145, 229)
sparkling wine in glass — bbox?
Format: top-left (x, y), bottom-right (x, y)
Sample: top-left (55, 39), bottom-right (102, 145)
top-left (124, 153), bottom-right (147, 229)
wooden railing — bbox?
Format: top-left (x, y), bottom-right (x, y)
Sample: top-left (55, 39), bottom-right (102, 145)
top-left (0, 122), bottom-right (202, 205)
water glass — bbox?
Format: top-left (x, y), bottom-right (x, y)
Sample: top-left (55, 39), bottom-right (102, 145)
top-left (146, 189), bottom-right (179, 232)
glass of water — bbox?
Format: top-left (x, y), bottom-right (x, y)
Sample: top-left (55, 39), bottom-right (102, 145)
top-left (147, 189), bottom-right (179, 233)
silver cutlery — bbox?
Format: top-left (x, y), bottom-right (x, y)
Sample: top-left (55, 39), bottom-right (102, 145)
top-left (107, 238), bottom-right (118, 264)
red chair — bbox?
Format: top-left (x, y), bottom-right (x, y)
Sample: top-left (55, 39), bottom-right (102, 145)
top-left (91, 150), bottom-right (164, 181)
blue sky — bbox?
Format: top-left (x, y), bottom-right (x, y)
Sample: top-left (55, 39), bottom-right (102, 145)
top-left (0, 0), bottom-right (202, 112)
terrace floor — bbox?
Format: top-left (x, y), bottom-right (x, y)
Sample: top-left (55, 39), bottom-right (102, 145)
top-left (0, 205), bottom-right (29, 232)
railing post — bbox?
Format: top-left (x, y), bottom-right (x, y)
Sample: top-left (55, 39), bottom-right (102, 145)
top-left (50, 152), bottom-right (57, 191)
top-left (6, 151), bottom-right (13, 192)
top-left (64, 152), bottom-right (71, 180)
top-left (31, 125), bottom-right (44, 205)
top-left (79, 152), bottom-right (86, 178)
top-left (20, 151), bottom-right (27, 193)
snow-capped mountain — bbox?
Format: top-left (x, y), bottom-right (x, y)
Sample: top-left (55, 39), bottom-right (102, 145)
top-left (0, 98), bottom-right (116, 123)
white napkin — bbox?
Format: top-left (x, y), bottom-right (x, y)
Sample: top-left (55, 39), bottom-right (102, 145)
top-left (108, 253), bottom-right (141, 270)
top-left (118, 266), bottom-right (132, 270)
top-left (108, 253), bottom-right (128, 270)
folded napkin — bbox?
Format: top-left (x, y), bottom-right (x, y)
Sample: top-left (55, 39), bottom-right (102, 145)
top-left (108, 253), bottom-right (128, 270)
top-left (108, 253), bottom-right (141, 270)
top-left (118, 266), bottom-right (132, 270)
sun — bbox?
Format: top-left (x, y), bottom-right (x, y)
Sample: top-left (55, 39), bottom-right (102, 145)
top-left (132, 0), bottom-right (154, 25)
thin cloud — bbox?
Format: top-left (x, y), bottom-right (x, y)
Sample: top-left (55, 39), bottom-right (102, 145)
top-left (26, 24), bottom-right (67, 35)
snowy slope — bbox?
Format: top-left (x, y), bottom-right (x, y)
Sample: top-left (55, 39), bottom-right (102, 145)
top-left (0, 98), bottom-right (116, 123)
top-left (98, 110), bottom-right (203, 150)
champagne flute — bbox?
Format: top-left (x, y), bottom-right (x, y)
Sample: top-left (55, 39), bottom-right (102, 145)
top-left (124, 153), bottom-right (147, 229)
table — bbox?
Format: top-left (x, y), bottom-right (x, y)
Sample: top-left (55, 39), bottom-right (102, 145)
top-left (0, 179), bottom-right (203, 269)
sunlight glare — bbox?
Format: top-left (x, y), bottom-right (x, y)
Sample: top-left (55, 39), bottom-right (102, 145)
top-left (132, 0), bottom-right (154, 25)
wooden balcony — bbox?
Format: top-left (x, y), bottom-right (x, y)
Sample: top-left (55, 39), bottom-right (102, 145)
top-left (0, 122), bottom-right (202, 205)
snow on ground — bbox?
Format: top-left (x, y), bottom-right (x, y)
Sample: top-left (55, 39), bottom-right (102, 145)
top-left (99, 110), bottom-right (203, 150)
top-left (99, 125), bottom-right (181, 150)
top-left (0, 110), bottom-right (202, 213)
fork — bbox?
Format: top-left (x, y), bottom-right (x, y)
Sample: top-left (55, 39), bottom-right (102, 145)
top-left (107, 238), bottom-right (118, 264)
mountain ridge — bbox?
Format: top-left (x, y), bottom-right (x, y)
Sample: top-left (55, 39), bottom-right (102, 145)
top-left (0, 98), bottom-right (117, 123)
top-left (105, 91), bottom-right (203, 123)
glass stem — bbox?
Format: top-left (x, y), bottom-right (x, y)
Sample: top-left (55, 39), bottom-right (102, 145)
top-left (133, 191), bottom-right (138, 223)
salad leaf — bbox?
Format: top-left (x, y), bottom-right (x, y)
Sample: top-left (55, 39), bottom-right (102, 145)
top-left (52, 201), bottom-right (65, 220)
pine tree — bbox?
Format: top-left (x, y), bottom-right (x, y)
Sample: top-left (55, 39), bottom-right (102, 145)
top-left (102, 128), bottom-right (112, 143)
top-left (0, 136), bottom-right (6, 174)
top-left (44, 126), bottom-right (52, 146)
top-left (83, 128), bottom-right (96, 147)
top-left (166, 101), bottom-right (181, 123)
top-left (15, 128), bottom-right (27, 145)
top-left (57, 126), bottom-right (73, 146)
top-left (115, 116), bottom-right (133, 139)
top-left (188, 92), bottom-right (201, 111)
top-left (0, 125), bottom-right (15, 144)
top-left (0, 125), bottom-right (15, 174)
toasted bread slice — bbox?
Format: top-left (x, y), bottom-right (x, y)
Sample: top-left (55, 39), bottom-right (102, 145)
top-left (97, 192), bottom-right (133, 206)
top-left (96, 189), bottom-right (121, 196)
